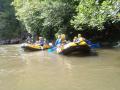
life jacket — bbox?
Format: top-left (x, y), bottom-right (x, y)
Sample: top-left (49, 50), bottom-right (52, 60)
top-left (55, 39), bottom-right (62, 46)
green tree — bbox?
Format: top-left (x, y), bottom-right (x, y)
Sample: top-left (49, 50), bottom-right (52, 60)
top-left (0, 0), bottom-right (21, 39)
top-left (13, 0), bottom-right (75, 39)
top-left (71, 0), bottom-right (120, 31)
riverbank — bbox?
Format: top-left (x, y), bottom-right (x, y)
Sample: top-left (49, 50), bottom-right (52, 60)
top-left (0, 38), bottom-right (22, 45)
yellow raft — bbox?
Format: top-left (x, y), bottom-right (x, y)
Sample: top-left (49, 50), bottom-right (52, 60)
top-left (56, 41), bottom-right (90, 55)
top-left (21, 43), bottom-right (50, 51)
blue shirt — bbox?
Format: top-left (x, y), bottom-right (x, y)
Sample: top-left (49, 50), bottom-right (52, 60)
top-left (55, 39), bottom-right (62, 46)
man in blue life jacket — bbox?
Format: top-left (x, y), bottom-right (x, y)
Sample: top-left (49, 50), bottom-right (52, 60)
top-left (48, 35), bottom-right (62, 52)
top-left (55, 35), bottom-right (62, 46)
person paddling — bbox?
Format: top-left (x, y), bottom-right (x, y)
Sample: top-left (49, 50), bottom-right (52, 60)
top-left (39, 37), bottom-right (44, 46)
top-left (77, 34), bottom-right (85, 43)
top-left (73, 36), bottom-right (78, 43)
top-left (55, 35), bottom-right (62, 46)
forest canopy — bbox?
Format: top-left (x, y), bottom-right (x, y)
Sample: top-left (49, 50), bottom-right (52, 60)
top-left (0, 0), bottom-right (120, 40)
top-left (71, 0), bottom-right (120, 30)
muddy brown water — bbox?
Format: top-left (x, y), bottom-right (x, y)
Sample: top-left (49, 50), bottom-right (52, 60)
top-left (0, 45), bottom-right (120, 90)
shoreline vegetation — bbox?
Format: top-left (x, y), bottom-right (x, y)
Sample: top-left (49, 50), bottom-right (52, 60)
top-left (0, 0), bottom-right (120, 48)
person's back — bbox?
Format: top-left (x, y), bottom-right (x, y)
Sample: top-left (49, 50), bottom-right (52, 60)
top-left (55, 35), bottom-right (62, 46)
top-left (39, 37), bottom-right (44, 46)
top-left (73, 37), bottom-right (78, 43)
top-left (44, 38), bottom-right (49, 45)
top-left (77, 34), bottom-right (85, 43)
top-left (61, 34), bottom-right (67, 45)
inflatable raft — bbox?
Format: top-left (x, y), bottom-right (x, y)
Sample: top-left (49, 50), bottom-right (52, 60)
top-left (56, 41), bottom-right (90, 55)
top-left (21, 43), bottom-right (50, 51)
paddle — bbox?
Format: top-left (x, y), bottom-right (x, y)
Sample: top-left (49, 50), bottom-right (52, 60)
top-left (48, 46), bottom-right (56, 53)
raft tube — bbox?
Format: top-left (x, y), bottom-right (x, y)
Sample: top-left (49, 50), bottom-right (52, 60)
top-left (21, 43), bottom-right (50, 51)
top-left (57, 42), bottom-right (91, 55)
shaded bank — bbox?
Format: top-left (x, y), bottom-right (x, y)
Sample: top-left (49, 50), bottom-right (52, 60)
top-left (0, 38), bottom-right (21, 45)
top-left (0, 0), bottom-right (25, 41)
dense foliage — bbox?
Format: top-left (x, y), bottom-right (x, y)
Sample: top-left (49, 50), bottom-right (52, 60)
top-left (0, 0), bottom-right (119, 41)
top-left (0, 0), bottom-right (21, 39)
top-left (12, 0), bottom-right (77, 39)
top-left (71, 0), bottom-right (120, 30)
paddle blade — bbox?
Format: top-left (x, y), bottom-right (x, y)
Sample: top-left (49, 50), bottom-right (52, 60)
top-left (48, 47), bottom-right (56, 52)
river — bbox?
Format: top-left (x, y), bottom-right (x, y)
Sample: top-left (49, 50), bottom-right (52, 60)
top-left (0, 45), bottom-right (120, 90)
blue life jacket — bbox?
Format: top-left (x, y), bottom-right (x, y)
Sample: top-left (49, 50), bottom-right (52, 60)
top-left (55, 39), bottom-right (62, 46)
